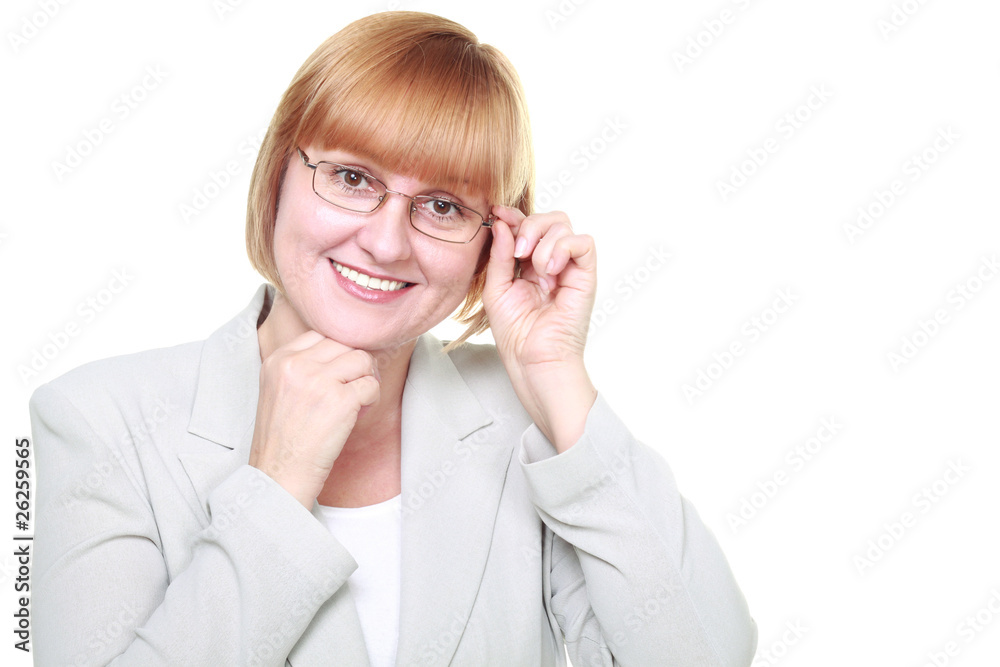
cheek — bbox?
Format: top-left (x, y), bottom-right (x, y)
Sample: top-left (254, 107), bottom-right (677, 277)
top-left (275, 246), bottom-right (318, 292)
top-left (435, 245), bottom-right (489, 312)
top-left (273, 203), bottom-right (337, 286)
top-left (430, 243), bottom-right (486, 292)
top-left (460, 235), bottom-right (492, 286)
top-left (272, 214), bottom-right (308, 286)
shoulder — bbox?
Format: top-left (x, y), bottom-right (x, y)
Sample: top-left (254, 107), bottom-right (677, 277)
top-left (28, 339), bottom-right (205, 437)
top-left (38, 339), bottom-right (203, 390)
top-left (28, 282), bottom-right (270, 430)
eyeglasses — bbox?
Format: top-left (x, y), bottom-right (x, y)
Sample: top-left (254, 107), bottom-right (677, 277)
top-left (297, 148), bottom-right (494, 244)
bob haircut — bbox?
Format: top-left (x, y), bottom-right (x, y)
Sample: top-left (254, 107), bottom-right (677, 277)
top-left (246, 11), bottom-right (535, 347)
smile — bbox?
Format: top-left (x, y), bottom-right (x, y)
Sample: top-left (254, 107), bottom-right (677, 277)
top-left (331, 260), bottom-right (412, 292)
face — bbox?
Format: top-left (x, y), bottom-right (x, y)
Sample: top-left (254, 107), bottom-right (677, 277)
top-left (271, 144), bottom-right (491, 352)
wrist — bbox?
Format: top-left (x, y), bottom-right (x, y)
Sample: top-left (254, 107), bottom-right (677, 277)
top-left (522, 362), bottom-right (597, 453)
top-left (249, 458), bottom-right (320, 510)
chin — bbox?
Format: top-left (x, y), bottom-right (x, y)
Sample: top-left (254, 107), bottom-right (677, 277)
top-left (314, 321), bottom-right (416, 355)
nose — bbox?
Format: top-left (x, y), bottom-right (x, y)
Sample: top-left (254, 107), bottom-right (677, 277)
top-left (354, 191), bottom-right (413, 265)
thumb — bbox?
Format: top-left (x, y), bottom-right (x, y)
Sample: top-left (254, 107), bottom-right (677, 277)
top-left (484, 218), bottom-right (516, 301)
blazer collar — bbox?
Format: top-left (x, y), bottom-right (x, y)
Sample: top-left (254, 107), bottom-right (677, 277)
top-left (178, 284), bottom-right (269, 520)
top-left (181, 285), bottom-right (514, 666)
top-left (187, 283), bottom-right (270, 451)
top-left (183, 284), bottom-right (497, 452)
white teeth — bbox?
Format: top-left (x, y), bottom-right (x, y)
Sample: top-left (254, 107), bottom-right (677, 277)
top-left (332, 261), bottom-right (409, 292)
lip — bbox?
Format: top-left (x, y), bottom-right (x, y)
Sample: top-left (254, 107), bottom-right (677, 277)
top-left (331, 258), bottom-right (413, 285)
top-left (329, 258), bottom-right (414, 304)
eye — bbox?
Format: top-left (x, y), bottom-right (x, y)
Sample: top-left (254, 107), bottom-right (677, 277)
top-left (335, 168), bottom-right (369, 190)
top-left (429, 198), bottom-right (459, 217)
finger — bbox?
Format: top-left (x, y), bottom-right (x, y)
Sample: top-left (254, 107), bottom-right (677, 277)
top-left (322, 348), bottom-right (379, 384)
top-left (484, 217), bottom-right (517, 298)
top-left (347, 374), bottom-right (381, 408)
top-left (306, 336), bottom-right (365, 364)
top-left (329, 350), bottom-right (378, 383)
top-left (490, 204), bottom-right (527, 237)
top-left (281, 329), bottom-right (327, 352)
top-left (509, 211), bottom-right (572, 261)
top-left (529, 221), bottom-right (575, 282)
top-left (545, 233), bottom-right (597, 280)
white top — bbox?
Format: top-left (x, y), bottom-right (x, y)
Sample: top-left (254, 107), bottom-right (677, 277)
top-left (316, 495), bottom-right (402, 667)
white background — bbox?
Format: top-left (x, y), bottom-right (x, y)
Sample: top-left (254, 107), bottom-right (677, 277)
top-left (3, 0), bottom-right (999, 665)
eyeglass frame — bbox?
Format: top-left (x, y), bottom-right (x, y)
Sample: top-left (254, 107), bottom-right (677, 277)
top-left (296, 148), bottom-right (495, 244)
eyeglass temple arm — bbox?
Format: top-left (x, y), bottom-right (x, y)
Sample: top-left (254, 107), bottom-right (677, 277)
top-left (296, 147), bottom-right (315, 167)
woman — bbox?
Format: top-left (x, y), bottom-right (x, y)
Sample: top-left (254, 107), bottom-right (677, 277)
top-left (30, 11), bottom-right (756, 666)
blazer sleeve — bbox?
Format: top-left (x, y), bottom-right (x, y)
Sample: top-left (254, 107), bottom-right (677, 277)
top-left (517, 393), bottom-right (757, 667)
top-left (29, 381), bottom-right (356, 667)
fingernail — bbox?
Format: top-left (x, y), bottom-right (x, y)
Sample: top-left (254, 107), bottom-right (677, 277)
top-left (514, 237), bottom-right (527, 258)
top-left (545, 258), bottom-right (555, 274)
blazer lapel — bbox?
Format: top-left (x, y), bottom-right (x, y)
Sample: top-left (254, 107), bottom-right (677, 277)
top-left (179, 284), bottom-right (270, 516)
top-left (395, 335), bottom-right (515, 666)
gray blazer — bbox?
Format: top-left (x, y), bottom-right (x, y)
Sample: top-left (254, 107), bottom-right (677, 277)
top-left (29, 284), bottom-right (756, 666)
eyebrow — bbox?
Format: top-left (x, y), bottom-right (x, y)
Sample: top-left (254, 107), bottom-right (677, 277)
top-left (322, 151), bottom-right (478, 205)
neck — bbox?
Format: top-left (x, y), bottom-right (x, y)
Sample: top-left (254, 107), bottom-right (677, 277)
top-left (256, 289), bottom-right (415, 453)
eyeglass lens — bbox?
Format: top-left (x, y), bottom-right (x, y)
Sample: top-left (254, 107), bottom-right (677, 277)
top-left (313, 162), bottom-right (483, 243)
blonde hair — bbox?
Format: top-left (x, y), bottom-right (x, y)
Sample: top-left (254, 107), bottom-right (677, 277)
top-left (246, 11), bottom-right (535, 346)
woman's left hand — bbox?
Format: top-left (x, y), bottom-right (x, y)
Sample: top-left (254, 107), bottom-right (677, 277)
top-left (483, 205), bottom-right (599, 453)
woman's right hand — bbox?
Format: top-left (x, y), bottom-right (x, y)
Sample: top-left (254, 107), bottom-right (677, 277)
top-left (248, 330), bottom-right (380, 508)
